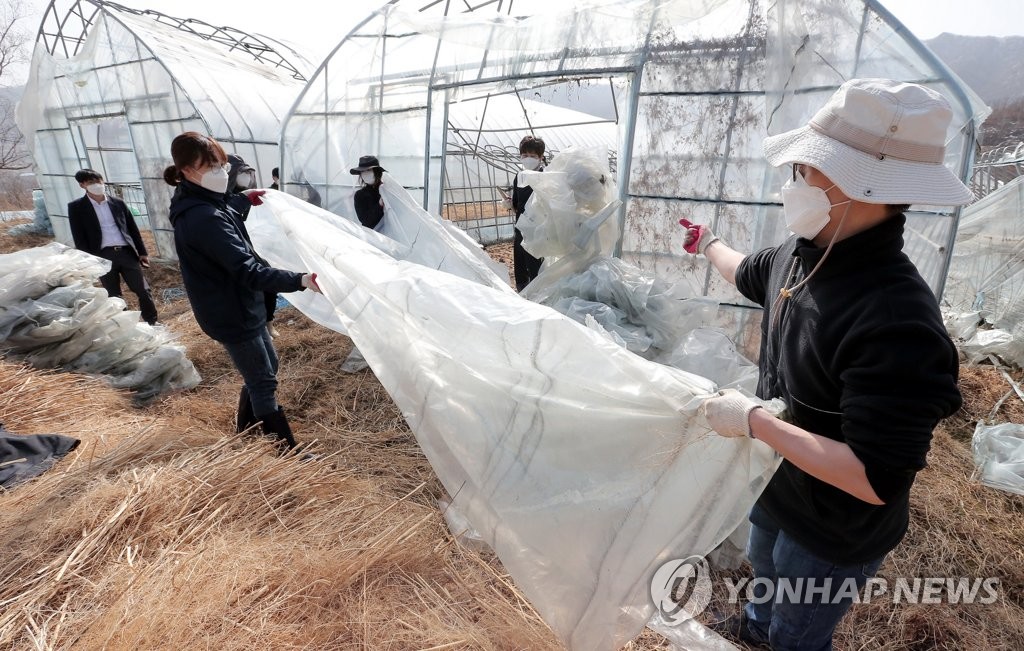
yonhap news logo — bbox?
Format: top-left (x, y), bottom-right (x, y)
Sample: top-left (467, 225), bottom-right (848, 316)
top-left (650, 556), bottom-right (713, 624)
top-left (650, 554), bottom-right (1001, 625)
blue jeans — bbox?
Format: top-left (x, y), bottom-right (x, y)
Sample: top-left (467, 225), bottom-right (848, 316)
top-left (221, 328), bottom-right (279, 418)
top-left (744, 504), bottom-right (885, 651)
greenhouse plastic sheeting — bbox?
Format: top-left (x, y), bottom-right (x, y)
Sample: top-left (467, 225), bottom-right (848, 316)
top-left (943, 177), bottom-right (1024, 365)
top-left (283, 0), bottom-right (985, 329)
top-left (0, 244), bottom-right (200, 401)
top-left (246, 191), bottom-right (780, 650)
top-left (972, 423), bottom-right (1024, 496)
top-left (519, 149), bottom-right (758, 394)
top-left (18, 4), bottom-right (311, 259)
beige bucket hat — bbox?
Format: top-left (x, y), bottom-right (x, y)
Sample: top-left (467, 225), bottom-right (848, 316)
top-left (763, 78), bottom-right (974, 206)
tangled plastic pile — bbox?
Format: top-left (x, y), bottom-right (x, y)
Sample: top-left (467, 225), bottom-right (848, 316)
top-left (521, 148), bottom-right (758, 390)
top-left (0, 243), bottom-right (200, 401)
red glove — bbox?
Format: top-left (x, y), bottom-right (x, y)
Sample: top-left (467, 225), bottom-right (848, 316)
top-left (243, 189), bottom-right (266, 206)
top-left (301, 272), bottom-right (322, 294)
top-left (678, 218), bottom-right (718, 255)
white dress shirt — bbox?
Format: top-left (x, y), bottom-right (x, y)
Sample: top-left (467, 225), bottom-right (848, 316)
top-left (89, 194), bottom-right (128, 248)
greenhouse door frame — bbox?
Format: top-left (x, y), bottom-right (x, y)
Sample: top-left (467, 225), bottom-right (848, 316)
top-left (427, 68), bottom-right (638, 246)
top-left (68, 113), bottom-right (151, 229)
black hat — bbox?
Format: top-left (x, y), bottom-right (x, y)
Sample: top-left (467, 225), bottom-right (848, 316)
top-left (227, 153), bottom-right (255, 175)
top-left (350, 155), bottom-right (386, 174)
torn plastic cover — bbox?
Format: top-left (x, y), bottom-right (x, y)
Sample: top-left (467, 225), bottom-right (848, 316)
top-left (972, 423), bottom-right (1024, 496)
top-left (943, 177), bottom-right (1024, 368)
top-left (943, 310), bottom-right (1024, 367)
top-left (247, 189), bottom-right (780, 651)
top-left (520, 148), bottom-right (758, 392)
top-left (0, 244), bottom-right (201, 402)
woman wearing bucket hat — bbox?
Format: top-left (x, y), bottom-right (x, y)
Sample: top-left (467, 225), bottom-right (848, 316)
top-left (350, 155), bottom-right (387, 230)
top-left (680, 79), bottom-right (971, 650)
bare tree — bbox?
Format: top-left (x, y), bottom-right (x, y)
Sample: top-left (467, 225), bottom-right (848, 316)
top-left (0, 0), bottom-right (31, 171)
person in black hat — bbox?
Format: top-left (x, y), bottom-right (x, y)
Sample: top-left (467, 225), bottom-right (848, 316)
top-left (226, 154), bottom-right (281, 338)
top-left (350, 155), bottom-right (387, 230)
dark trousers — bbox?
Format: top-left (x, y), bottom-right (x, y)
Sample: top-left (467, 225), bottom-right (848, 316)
top-left (221, 328), bottom-right (280, 418)
top-left (513, 226), bottom-right (543, 292)
top-left (99, 246), bottom-right (158, 325)
top-left (744, 503), bottom-right (886, 650)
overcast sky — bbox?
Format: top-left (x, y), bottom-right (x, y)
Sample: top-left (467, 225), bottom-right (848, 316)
top-left (9, 0), bottom-right (1024, 86)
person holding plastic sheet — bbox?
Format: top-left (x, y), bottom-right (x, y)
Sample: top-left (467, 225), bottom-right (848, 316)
top-left (511, 135), bottom-right (545, 291)
top-left (679, 79), bottom-right (970, 650)
top-left (226, 154), bottom-right (281, 338)
top-left (350, 155), bottom-right (387, 231)
top-left (164, 132), bottom-right (323, 453)
top-left (68, 169), bottom-right (160, 325)
top-left (270, 167), bottom-right (279, 191)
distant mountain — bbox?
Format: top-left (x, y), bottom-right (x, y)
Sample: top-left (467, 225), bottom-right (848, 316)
top-left (924, 33), bottom-right (1024, 106)
top-left (924, 34), bottom-right (1024, 146)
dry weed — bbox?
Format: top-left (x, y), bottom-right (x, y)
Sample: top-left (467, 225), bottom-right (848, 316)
top-left (1, 221), bottom-right (1022, 650)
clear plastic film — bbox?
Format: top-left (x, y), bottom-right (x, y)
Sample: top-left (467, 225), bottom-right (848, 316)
top-left (972, 423), bottom-right (1024, 496)
top-left (247, 189), bottom-right (780, 651)
top-left (0, 244), bottom-right (201, 402)
top-left (943, 177), bottom-right (1024, 367)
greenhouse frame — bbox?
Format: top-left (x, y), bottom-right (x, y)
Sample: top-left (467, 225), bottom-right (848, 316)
top-left (17, 0), bottom-right (313, 258)
top-left (282, 0), bottom-right (986, 321)
top-left (17, 0), bottom-right (988, 328)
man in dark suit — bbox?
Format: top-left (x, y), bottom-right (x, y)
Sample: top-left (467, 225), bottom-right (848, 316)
top-left (68, 169), bottom-right (159, 325)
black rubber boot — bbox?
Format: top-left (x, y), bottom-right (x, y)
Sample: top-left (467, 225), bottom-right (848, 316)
top-left (236, 387), bottom-right (259, 434)
top-left (256, 407), bottom-right (298, 450)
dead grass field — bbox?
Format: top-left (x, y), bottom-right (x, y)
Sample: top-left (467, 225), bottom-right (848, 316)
top-left (0, 219), bottom-right (1021, 650)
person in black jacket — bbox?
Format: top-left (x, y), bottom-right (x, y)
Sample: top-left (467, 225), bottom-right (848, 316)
top-left (68, 169), bottom-right (159, 325)
top-left (680, 79), bottom-right (973, 650)
top-left (226, 154), bottom-right (280, 338)
top-left (350, 155), bottom-right (386, 230)
top-left (164, 132), bottom-right (322, 451)
top-left (511, 135), bottom-right (545, 292)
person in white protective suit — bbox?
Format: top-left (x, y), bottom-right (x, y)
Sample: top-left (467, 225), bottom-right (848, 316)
top-left (680, 79), bottom-right (972, 650)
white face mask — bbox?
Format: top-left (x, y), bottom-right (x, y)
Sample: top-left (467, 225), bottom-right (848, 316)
top-left (360, 170), bottom-right (377, 185)
top-left (520, 156), bottom-right (541, 171)
top-left (199, 165), bottom-right (230, 194)
top-left (781, 173), bottom-right (848, 240)
top-left (86, 183), bottom-right (105, 196)
top-left (235, 172), bottom-right (252, 189)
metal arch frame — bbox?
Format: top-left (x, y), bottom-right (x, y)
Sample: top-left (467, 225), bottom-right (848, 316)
top-left (864, 0), bottom-right (980, 302)
top-left (35, 0), bottom-right (307, 81)
top-left (416, 0), bottom-right (517, 14)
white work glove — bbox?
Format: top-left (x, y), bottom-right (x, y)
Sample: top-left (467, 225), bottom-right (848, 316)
top-left (702, 389), bottom-right (763, 439)
top-left (678, 218), bottom-right (720, 255)
top-left (301, 272), bottom-right (322, 294)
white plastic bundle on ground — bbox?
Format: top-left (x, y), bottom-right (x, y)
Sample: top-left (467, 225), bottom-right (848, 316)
top-left (0, 243), bottom-right (200, 402)
top-left (943, 310), bottom-right (1024, 367)
top-left (247, 190), bottom-right (779, 651)
top-left (972, 423), bottom-right (1024, 496)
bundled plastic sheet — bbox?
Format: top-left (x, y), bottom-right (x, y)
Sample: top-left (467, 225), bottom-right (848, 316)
top-left (248, 190), bottom-right (779, 651)
top-left (521, 149), bottom-right (758, 392)
top-left (943, 177), bottom-right (1024, 367)
top-left (0, 244), bottom-right (200, 401)
top-left (972, 423), bottom-right (1024, 496)
top-left (943, 311), bottom-right (1024, 367)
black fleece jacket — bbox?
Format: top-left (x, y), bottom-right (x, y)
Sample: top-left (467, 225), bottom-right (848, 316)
top-left (735, 214), bottom-right (961, 564)
top-left (168, 180), bottom-right (304, 344)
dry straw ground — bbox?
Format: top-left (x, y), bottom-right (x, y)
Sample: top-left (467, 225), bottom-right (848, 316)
top-left (0, 220), bottom-right (1022, 650)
